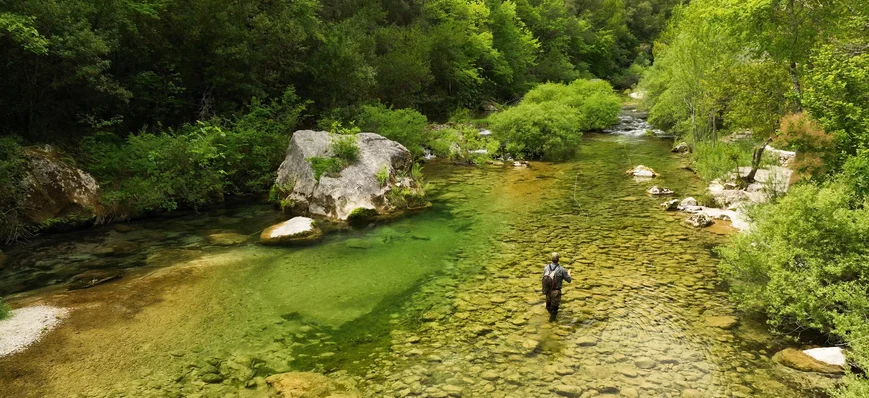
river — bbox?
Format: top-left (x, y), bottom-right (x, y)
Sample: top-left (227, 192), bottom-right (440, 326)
top-left (0, 122), bottom-right (825, 397)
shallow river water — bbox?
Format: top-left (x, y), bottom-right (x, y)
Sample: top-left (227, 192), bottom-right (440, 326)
top-left (0, 132), bottom-right (827, 397)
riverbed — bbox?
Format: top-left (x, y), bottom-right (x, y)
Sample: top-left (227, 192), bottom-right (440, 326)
top-left (0, 132), bottom-right (826, 397)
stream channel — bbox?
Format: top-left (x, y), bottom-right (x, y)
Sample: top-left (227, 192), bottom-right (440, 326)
top-left (0, 120), bottom-right (826, 397)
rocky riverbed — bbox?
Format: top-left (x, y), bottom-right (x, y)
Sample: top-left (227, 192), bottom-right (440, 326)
top-left (0, 133), bottom-right (832, 397)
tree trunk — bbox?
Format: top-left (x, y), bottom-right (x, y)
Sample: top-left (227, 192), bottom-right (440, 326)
top-left (744, 135), bottom-right (776, 183)
top-left (789, 61), bottom-right (803, 112)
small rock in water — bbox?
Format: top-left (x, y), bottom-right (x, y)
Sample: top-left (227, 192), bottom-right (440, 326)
top-left (625, 165), bottom-right (658, 178)
top-left (705, 315), bottom-right (738, 330)
top-left (576, 336), bottom-right (598, 346)
top-left (773, 348), bottom-right (845, 374)
top-left (680, 197), bottom-right (698, 207)
top-left (207, 232), bottom-right (249, 246)
top-left (201, 373), bottom-right (224, 383)
top-left (647, 186), bottom-right (674, 195)
top-left (634, 357), bottom-right (657, 369)
top-left (684, 213), bottom-right (714, 228)
top-left (68, 269), bottom-right (124, 290)
top-left (260, 217), bottom-right (323, 245)
top-left (660, 199), bottom-right (679, 211)
top-left (672, 142), bottom-right (691, 153)
top-left (552, 384), bottom-right (583, 397)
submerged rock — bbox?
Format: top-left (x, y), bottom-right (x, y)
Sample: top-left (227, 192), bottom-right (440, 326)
top-left (20, 145), bottom-right (101, 228)
top-left (68, 269), bottom-right (124, 290)
top-left (207, 232), bottom-right (250, 246)
top-left (705, 315), bottom-right (738, 330)
top-left (260, 217), bottom-right (323, 245)
top-left (625, 165), bottom-right (658, 178)
top-left (266, 371), bottom-right (361, 397)
top-left (273, 130), bottom-right (427, 221)
top-left (773, 348), bottom-right (845, 374)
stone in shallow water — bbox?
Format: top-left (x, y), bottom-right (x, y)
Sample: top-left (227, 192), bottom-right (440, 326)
top-left (68, 269), bottom-right (124, 290)
top-left (260, 217), bottom-right (323, 245)
top-left (773, 348), bottom-right (844, 374)
top-left (576, 336), bottom-right (598, 346)
top-left (551, 384), bottom-right (583, 397)
top-left (207, 232), bottom-right (249, 246)
top-left (634, 357), bottom-right (657, 369)
top-left (705, 315), bottom-right (738, 330)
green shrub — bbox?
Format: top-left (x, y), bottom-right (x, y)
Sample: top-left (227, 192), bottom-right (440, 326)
top-left (307, 157), bottom-right (343, 181)
top-left (0, 298), bottom-right (10, 320)
top-left (376, 166), bottom-right (390, 187)
top-left (357, 104), bottom-right (428, 157)
top-left (0, 136), bottom-right (34, 243)
top-left (80, 91), bottom-right (305, 219)
top-left (330, 133), bottom-right (359, 163)
top-left (489, 79), bottom-right (620, 159)
top-left (691, 141), bottom-right (755, 181)
top-left (489, 102), bottom-right (581, 160)
top-left (717, 181), bottom-right (869, 373)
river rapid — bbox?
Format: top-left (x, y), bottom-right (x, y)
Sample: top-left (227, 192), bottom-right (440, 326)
top-left (0, 126), bottom-right (826, 397)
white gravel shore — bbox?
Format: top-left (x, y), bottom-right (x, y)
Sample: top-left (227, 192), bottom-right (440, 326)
top-left (0, 305), bottom-right (69, 357)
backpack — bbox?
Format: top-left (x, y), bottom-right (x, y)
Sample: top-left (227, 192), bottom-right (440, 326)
top-left (542, 264), bottom-right (557, 295)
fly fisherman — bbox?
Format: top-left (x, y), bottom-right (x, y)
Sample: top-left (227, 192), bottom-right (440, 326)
top-left (542, 252), bottom-right (572, 321)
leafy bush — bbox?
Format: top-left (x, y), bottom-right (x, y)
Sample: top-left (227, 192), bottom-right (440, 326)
top-left (330, 133), bottom-right (359, 163)
top-left (307, 157), bottom-right (343, 181)
top-left (81, 92), bottom-right (304, 219)
top-left (269, 180), bottom-right (296, 211)
top-left (356, 104), bottom-right (429, 157)
top-left (489, 79), bottom-right (620, 159)
top-left (691, 141), bottom-right (755, 181)
top-left (431, 124), bottom-right (500, 164)
top-left (717, 180), bottom-right (869, 375)
top-left (0, 137), bottom-right (34, 243)
top-left (81, 129), bottom-right (227, 218)
top-left (775, 113), bottom-right (836, 179)
top-left (376, 166), bottom-right (390, 187)
top-left (489, 102), bottom-right (581, 160)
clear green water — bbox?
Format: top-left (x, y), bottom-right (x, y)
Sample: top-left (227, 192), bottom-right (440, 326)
top-left (0, 133), bottom-right (827, 397)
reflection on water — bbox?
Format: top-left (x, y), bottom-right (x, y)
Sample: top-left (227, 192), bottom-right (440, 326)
top-left (0, 132), bottom-right (828, 397)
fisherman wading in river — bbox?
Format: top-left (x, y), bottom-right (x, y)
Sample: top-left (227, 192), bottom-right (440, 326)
top-left (542, 252), bottom-right (572, 321)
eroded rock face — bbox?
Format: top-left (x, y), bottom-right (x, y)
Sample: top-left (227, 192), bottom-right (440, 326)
top-left (274, 131), bottom-right (426, 221)
top-left (260, 217), bottom-right (323, 245)
top-left (21, 145), bottom-right (100, 227)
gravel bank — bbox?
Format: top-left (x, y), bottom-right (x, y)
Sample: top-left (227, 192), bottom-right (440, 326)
top-left (0, 305), bottom-right (69, 357)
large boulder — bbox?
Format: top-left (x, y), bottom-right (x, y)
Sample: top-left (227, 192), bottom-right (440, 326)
top-left (21, 145), bottom-right (101, 228)
top-left (260, 217), bottom-right (323, 245)
top-left (274, 131), bottom-right (427, 221)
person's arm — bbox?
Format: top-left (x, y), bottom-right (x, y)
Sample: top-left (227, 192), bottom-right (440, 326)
top-left (562, 267), bottom-right (572, 283)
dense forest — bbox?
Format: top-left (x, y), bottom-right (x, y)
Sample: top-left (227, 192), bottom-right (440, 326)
top-left (0, 0), bottom-right (676, 141)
